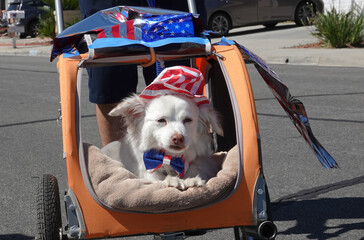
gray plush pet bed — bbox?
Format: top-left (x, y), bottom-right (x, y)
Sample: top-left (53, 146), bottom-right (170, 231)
top-left (85, 143), bottom-right (239, 213)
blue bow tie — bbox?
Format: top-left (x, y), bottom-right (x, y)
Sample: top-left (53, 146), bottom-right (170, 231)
top-left (143, 149), bottom-right (186, 177)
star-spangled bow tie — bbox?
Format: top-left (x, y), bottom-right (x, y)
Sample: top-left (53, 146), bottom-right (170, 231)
top-left (143, 149), bottom-right (186, 177)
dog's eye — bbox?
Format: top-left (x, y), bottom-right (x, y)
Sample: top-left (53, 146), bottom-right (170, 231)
top-left (157, 118), bottom-right (167, 124)
top-left (183, 117), bottom-right (192, 124)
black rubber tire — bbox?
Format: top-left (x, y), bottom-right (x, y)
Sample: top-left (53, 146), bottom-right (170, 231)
top-left (36, 174), bottom-right (62, 240)
top-left (264, 22), bottom-right (278, 29)
top-left (294, 1), bottom-right (316, 26)
top-left (234, 227), bottom-right (255, 240)
top-left (19, 33), bottom-right (28, 39)
top-left (208, 12), bottom-right (231, 36)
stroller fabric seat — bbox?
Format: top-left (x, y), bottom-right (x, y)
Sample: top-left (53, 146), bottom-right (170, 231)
top-left (85, 143), bottom-right (238, 213)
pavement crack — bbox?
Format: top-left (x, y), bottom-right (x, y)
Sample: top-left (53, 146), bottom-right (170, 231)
top-left (271, 175), bottom-right (364, 212)
top-left (0, 114), bottom-right (96, 128)
top-left (255, 92), bottom-right (364, 101)
top-left (257, 112), bottom-right (364, 124)
top-left (0, 67), bottom-right (57, 74)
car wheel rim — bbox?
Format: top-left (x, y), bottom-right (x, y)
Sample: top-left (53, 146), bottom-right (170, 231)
top-left (298, 5), bottom-right (314, 25)
top-left (30, 22), bottom-right (39, 37)
top-left (212, 15), bottom-right (228, 35)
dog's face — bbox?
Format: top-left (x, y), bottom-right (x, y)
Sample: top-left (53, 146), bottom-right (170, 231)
top-left (109, 94), bottom-right (223, 156)
top-left (142, 95), bottom-right (199, 153)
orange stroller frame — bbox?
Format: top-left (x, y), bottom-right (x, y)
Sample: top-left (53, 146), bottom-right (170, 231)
top-left (36, 3), bottom-right (278, 239)
top-left (35, 41), bottom-right (277, 240)
top-left (37, 2), bottom-right (339, 237)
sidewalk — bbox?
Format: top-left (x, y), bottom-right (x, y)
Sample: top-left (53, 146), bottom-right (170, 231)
top-left (225, 23), bottom-right (364, 68)
top-left (0, 35), bottom-right (52, 58)
top-left (0, 23), bottom-right (363, 68)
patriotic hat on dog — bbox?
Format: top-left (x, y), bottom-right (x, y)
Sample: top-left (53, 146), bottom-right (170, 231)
top-left (139, 66), bottom-right (209, 106)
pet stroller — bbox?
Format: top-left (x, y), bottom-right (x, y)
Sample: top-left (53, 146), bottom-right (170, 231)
top-left (36, 3), bottom-right (337, 240)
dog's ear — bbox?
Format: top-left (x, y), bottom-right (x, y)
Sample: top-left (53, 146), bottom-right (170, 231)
top-left (199, 104), bottom-right (224, 136)
top-left (109, 94), bottom-right (146, 127)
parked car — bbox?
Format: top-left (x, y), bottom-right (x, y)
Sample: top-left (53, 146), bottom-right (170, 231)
top-left (205, 0), bottom-right (324, 35)
top-left (6, 0), bottom-right (48, 38)
top-left (0, 14), bottom-right (8, 34)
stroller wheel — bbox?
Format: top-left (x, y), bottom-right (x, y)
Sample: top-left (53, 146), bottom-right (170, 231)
top-left (234, 227), bottom-right (254, 240)
top-left (36, 174), bottom-right (62, 240)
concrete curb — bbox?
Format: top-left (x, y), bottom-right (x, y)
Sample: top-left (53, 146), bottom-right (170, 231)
top-left (0, 45), bottom-right (52, 58)
top-left (1, 25), bottom-right (363, 68)
top-left (0, 36), bottom-right (53, 58)
top-left (0, 40), bottom-right (53, 47)
top-left (1, 44), bottom-right (363, 68)
top-left (256, 48), bottom-right (364, 68)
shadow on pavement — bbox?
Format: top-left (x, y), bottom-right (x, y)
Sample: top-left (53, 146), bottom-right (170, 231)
top-left (228, 23), bottom-right (299, 37)
top-left (272, 197), bottom-right (364, 240)
top-left (0, 234), bottom-right (34, 240)
top-left (271, 175), bottom-right (364, 239)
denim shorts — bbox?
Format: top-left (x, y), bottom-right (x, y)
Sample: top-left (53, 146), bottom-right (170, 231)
top-left (87, 65), bottom-right (139, 104)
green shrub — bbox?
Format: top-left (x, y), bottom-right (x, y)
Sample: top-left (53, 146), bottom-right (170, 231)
top-left (37, 0), bottom-right (79, 38)
top-left (38, 10), bottom-right (56, 39)
top-left (62, 0), bottom-right (80, 10)
top-left (312, 7), bottom-right (364, 48)
top-left (65, 17), bottom-right (81, 29)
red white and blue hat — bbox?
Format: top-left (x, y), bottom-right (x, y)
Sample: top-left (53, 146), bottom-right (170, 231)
top-left (139, 66), bottom-right (209, 106)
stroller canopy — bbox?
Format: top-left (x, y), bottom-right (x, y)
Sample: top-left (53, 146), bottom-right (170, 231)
top-left (51, 6), bottom-right (210, 63)
top-left (53, 6), bottom-right (338, 169)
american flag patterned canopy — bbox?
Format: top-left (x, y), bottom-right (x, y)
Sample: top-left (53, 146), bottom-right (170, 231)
top-left (96, 11), bottom-right (195, 41)
top-left (51, 6), bottom-right (205, 61)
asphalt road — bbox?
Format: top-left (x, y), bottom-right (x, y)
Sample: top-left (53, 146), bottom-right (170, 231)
top-left (0, 56), bottom-right (363, 240)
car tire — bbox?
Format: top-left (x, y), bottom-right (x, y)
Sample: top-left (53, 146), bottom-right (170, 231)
top-left (294, 1), bottom-right (316, 26)
top-left (28, 19), bottom-right (40, 38)
top-left (19, 33), bottom-right (28, 39)
top-left (208, 12), bottom-right (231, 36)
top-left (263, 22), bottom-right (278, 29)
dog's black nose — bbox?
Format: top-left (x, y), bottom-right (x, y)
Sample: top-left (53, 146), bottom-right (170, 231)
top-left (171, 133), bottom-right (184, 145)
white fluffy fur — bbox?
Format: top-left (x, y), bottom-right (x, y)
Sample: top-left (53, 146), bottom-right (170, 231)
top-left (101, 94), bottom-right (223, 190)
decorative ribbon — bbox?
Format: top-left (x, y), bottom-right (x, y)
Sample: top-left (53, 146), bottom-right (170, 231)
top-left (216, 37), bottom-right (338, 168)
top-left (231, 41), bottom-right (337, 168)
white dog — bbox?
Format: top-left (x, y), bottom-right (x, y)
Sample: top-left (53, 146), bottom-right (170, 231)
top-left (101, 93), bottom-right (224, 190)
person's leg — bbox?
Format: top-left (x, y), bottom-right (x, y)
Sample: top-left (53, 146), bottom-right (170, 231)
top-left (96, 103), bottom-right (125, 146)
top-left (88, 65), bottom-right (138, 146)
